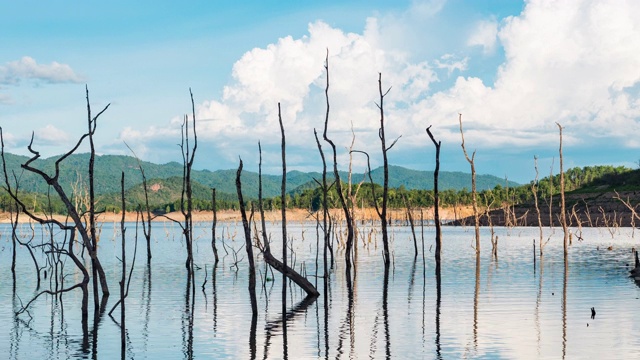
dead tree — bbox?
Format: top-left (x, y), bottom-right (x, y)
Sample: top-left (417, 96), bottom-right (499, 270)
top-left (257, 140), bottom-right (319, 297)
top-left (484, 191), bottom-right (497, 258)
top-left (313, 129), bottom-right (330, 282)
top-left (125, 142), bottom-right (153, 263)
top-left (346, 123), bottom-right (366, 253)
top-left (321, 54), bottom-right (355, 273)
top-left (375, 73), bottom-right (400, 269)
top-left (1, 169), bottom-right (92, 334)
top-left (180, 90), bottom-right (198, 275)
top-left (11, 209), bottom-right (43, 289)
top-left (118, 172), bottom-right (127, 352)
top-left (236, 158), bottom-right (258, 316)
top-left (279, 103), bottom-right (289, 307)
top-left (18, 228), bottom-right (90, 332)
top-left (426, 126), bottom-right (442, 271)
top-left (556, 122), bottom-right (568, 260)
top-left (86, 86), bottom-right (103, 305)
top-left (108, 177), bottom-right (138, 319)
top-left (459, 114), bottom-right (480, 254)
top-left (613, 191), bottom-right (640, 236)
top-left (0, 89), bottom-right (110, 304)
top-left (548, 158), bottom-right (555, 228)
top-left (403, 194), bottom-right (419, 258)
top-left (532, 156), bottom-right (548, 256)
top-left (212, 188), bottom-right (219, 264)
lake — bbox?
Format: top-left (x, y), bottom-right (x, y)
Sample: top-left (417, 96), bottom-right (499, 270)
top-left (1, 221), bottom-right (640, 359)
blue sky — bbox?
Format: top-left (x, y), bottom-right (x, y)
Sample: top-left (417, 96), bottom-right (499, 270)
top-left (1, 0), bottom-right (639, 184)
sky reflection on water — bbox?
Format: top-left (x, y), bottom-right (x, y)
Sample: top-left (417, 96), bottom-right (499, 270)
top-left (1, 222), bottom-right (640, 359)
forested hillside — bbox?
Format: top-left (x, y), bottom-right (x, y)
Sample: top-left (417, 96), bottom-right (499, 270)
top-left (3, 149), bottom-right (636, 217)
top-left (0, 152), bottom-right (511, 197)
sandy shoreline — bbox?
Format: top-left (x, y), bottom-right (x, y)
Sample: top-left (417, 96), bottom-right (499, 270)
top-left (0, 207), bottom-right (475, 224)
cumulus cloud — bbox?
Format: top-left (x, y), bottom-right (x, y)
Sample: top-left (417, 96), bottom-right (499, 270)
top-left (179, 20), bottom-right (439, 167)
top-left (467, 19), bottom-right (498, 54)
top-left (125, 0), bottom-right (640, 173)
top-left (0, 56), bottom-right (84, 85)
top-left (34, 124), bottom-right (71, 146)
top-left (410, 0), bottom-right (640, 148)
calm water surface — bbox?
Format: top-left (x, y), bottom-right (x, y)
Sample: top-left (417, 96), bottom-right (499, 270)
top-left (1, 221), bottom-right (640, 359)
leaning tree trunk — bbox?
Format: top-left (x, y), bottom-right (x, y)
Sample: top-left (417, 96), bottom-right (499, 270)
top-left (236, 158), bottom-right (257, 316)
top-left (276, 104), bottom-right (319, 297)
top-left (1, 89), bottom-right (111, 303)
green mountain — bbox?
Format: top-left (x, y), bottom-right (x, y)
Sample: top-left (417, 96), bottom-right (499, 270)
top-left (1, 152), bottom-right (514, 200)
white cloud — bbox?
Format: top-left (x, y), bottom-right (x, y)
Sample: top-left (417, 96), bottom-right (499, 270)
top-left (409, 0), bottom-right (640, 149)
top-left (150, 20), bottom-right (439, 168)
top-left (467, 19), bottom-right (498, 54)
top-left (34, 124), bottom-right (71, 146)
top-left (126, 0), bottom-right (640, 173)
top-left (0, 56), bottom-right (84, 85)
top-left (434, 54), bottom-right (468, 75)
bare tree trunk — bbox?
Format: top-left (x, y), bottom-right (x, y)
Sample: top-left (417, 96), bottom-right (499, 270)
top-left (347, 124), bottom-right (366, 271)
top-left (404, 195), bottom-right (418, 258)
top-left (426, 126), bottom-right (442, 271)
top-left (10, 201), bottom-right (17, 276)
top-left (212, 188), bottom-right (219, 264)
top-left (321, 54), bottom-right (354, 274)
top-left (236, 158), bottom-right (257, 316)
top-left (119, 172), bottom-right (126, 356)
top-left (1, 90), bottom-right (111, 301)
top-left (556, 123), bottom-right (568, 261)
top-left (278, 103), bottom-right (289, 312)
top-left (532, 156), bottom-right (545, 256)
top-left (376, 73), bottom-right (400, 269)
top-left (252, 114), bottom-right (319, 297)
top-left (548, 158), bottom-right (555, 228)
top-left (459, 114), bottom-right (480, 254)
top-left (125, 143), bottom-right (153, 263)
top-left (181, 90), bottom-right (198, 276)
top-left (313, 130), bottom-right (330, 284)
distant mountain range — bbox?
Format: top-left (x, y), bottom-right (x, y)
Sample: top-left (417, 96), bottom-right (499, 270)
top-left (1, 153), bottom-right (516, 198)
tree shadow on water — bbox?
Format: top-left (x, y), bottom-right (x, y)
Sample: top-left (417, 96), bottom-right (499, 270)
top-left (259, 294), bottom-right (318, 359)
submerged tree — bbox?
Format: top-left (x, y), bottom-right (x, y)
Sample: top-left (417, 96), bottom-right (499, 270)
top-left (532, 156), bottom-right (548, 256)
top-left (426, 126), bottom-right (442, 271)
top-left (313, 129), bottom-right (330, 282)
top-left (125, 142), bottom-right (153, 263)
top-left (375, 73), bottom-right (400, 269)
top-left (0, 88), bottom-right (112, 331)
top-left (212, 188), bottom-right (219, 264)
top-left (459, 113), bottom-right (480, 254)
top-left (181, 90), bottom-right (198, 275)
top-left (255, 106), bottom-right (319, 297)
top-left (556, 122), bottom-right (568, 260)
top-left (322, 54), bottom-right (355, 274)
top-left (1, 88), bottom-right (110, 305)
top-left (236, 158), bottom-right (257, 316)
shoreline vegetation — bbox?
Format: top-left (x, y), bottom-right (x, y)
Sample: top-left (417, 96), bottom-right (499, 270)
top-left (2, 189), bottom-right (638, 228)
